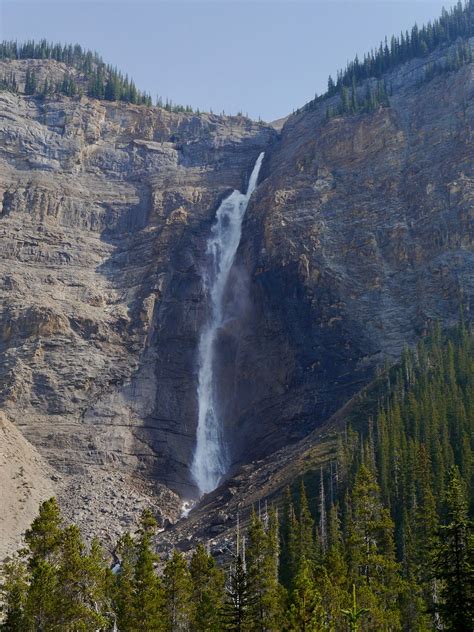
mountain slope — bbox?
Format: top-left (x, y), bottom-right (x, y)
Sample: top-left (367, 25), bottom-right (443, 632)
top-left (0, 412), bottom-right (56, 560)
top-left (0, 29), bottom-right (472, 555)
top-left (213, 38), bottom-right (473, 471)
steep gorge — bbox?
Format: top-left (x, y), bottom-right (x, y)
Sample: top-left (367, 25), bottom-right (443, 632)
top-left (0, 39), bottom-right (473, 551)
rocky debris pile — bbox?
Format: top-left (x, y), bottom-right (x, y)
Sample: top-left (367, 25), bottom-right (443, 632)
top-left (58, 469), bottom-right (181, 552)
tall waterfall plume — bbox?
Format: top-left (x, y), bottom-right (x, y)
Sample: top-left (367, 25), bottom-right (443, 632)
top-left (191, 152), bottom-right (264, 495)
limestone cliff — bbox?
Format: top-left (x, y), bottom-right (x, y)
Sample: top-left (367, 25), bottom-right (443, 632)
top-left (0, 77), bottom-right (275, 543)
top-left (219, 44), bottom-right (474, 472)
top-left (0, 42), bottom-right (472, 551)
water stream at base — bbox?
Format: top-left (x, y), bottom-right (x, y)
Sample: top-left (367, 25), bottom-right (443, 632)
top-left (191, 152), bottom-right (264, 495)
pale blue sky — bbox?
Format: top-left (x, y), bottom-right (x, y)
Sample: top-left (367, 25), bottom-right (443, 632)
top-left (1, 0), bottom-right (452, 121)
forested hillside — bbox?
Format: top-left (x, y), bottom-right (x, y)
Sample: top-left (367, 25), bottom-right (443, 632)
top-left (281, 320), bottom-right (474, 630)
top-left (2, 324), bottom-right (472, 630)
top-left (308, 0), bottom-right (473, 118)
top-left (0, 40), bottom-right (153, 105)
top-left (0, 39), bottom-right (193, 112)
top-left (2, 1), bottom-right (471, 116)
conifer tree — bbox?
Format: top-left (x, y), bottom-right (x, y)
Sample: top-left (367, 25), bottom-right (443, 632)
top-left (318, 469), bottom-right (327, 554)
top-left (53, 525), bottom-right (108, 630)
top-left (318, 504), bottom-right (349, 629)
top-left (222, 554), bottom-right (253, 631)
top-left (341, 85), bottom-right (350, 113)
top-left (350, 75), bottom-right (358, 113)
top-left (297, 481), bottom-right (315, 567)
top-left (163, 550), bottom-right (192, 631)
top-left (431, 466), bottom-right (474, 630)
top-left (25, 497), bottom-right (62, 559)
top-left (0, 560), bottom-right (29, 632)
top-left (286, 557), bottom-right (326, 631)
top-left (347, 465), bottom-right (403, 630)
top-left (280, 486), bottom-right (298, 588)
top-left (86, 537), bottom-right (114, 627)
top-left (133, 511), bottom-right (165, 631)
top-left (189, 543), bottom-right (225, 632)
top-left (114, 533), bottom-right (137, 632)
top-left (413, 444), bottom-right (439, 615)
top-left (246, 509), bottom-right (284, 631)
top-left (24, 68), bottom-right (37, 95)
top-left (23, 498), bottom-right (63, 630)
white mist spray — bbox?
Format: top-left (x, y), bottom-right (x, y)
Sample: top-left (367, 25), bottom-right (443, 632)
top-left (191, 152), bottom-right (264, 495)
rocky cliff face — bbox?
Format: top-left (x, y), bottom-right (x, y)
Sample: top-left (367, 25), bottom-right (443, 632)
top-left (0, 45), bottom-right (472, 548)
top-left (0, 75), bottom-right (275, 534)
top-left (217, 47), bottom-right (473, 473)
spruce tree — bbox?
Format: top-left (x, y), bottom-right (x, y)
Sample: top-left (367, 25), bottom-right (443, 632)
top-left (286, 557), bottom-right (326, 631)
top-left (53, 525), bottom-right (108, 630)
top-left (23, 498), bottom-right (63, 630)
top-left (0, 560), bottom-right (29, 632)
top-left (189, 543), bottom-right (225, 632)
top-left (318, 504), bottom-right (349, 629)
top-left (24, 68), bottom-right (37, 95)
top-left (431, 466), bottom-right (474, 630)
top-left (341, 85), bottom-right (350, 114)
top-left (246, 509), bottom-right (284, 631)
top-left (222, 553), bottom-right (253, 631)
top-left (413, 444), bottom-right (439, 616)
top-left (163, 550), bottom-right (192, 631)
top-left (297, 481), bottom-right (315, 567)
top-left (85, 537), bottom-right (114, 628)
top-left (114, 533), bottom-right (137, 632)
top-left (281, 486), bottom-right (298, 588)
top-left (25, 497), bottom-right (62, 559)
top-left (133, 511), bottom-right (165, 631)
top-left (350, 75), bottom-right (358, 113)
top-left (347, 465), bottom-right (403, 630)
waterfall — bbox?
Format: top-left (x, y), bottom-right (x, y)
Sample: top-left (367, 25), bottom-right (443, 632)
top-left (191, 152), bottom-right (264, 495)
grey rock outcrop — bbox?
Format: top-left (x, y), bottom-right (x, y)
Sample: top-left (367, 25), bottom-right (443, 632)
top-left (0, 80), bottom-right (275, 531)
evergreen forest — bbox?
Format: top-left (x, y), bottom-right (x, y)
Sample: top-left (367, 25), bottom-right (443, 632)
top-left (0, 40), bottom-right (154, 106)
top-left (314, 0), bottom-right (473, 116)
top-left (1, 324), bottom-right (472, 631)
top-left (1, 1), bottom-right (472, 117)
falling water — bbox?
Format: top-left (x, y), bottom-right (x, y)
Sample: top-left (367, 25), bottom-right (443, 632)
top-left (191, 152), bottom-right (264, 495)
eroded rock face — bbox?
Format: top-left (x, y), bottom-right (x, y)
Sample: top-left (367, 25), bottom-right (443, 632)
top-left (217, 52), bottom-right (474, 471)
top-left (0, 46), bottom-right (472, 547)
top-left (0, 411), bottom-right (56, 560)
top-left (0, 81), bottom-right (275, 512)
